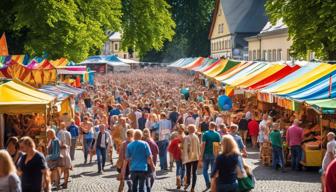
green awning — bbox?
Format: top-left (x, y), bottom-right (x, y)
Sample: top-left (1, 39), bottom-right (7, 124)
top-left (217, 60), bottom-right (241, 76)
top-left (306, 99), bottom-right (336, 114)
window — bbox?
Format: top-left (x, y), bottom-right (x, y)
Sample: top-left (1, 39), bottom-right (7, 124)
top-left (248, 51), bottom-right (252, 60)
top-left (228, 40), bottom-right (231, 49)
top-left (218, 9), bottom-right (221, 16)
top-left (252, 50), bottom-right (256, 60)
top-left (224, 40), bottom-right (227, 49)
top-left (124, 54), bottom-right (127, 59)
top-left (277, 49), bottom-right (282, 61)
top-left (114, 43), bottom-right (118, 51)
top-left (262, 50), bottom-right (267, 61)
top-left (222, 41), bottom-right (224, 50)
top-left (272, 49), bottom-right (276, 61)
top-left (257, 49), bottom-right (261, 60)
top-left (267, 50), bottom-right (272, 61)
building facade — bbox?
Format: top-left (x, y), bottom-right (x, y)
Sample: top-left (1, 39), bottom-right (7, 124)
top-left (209, 0), bottom-right (268, 60)
top-left (246, 20), bottom-right (293, 61)
top-left (102, 32), bottom-right (138, 60)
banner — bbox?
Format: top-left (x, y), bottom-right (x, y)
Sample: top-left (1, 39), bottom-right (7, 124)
top-left (0, 33), bottom-right (8, 56)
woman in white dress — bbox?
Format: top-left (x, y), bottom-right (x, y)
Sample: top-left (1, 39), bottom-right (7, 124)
top-left (57, 122), bottom-right (72, 189)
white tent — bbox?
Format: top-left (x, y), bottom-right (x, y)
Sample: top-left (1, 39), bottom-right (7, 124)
top-left (106, 62), bottom-right (131, 72)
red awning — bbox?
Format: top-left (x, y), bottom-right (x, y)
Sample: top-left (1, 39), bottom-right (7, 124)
top-left (248, 65), bottom-right (301, 90)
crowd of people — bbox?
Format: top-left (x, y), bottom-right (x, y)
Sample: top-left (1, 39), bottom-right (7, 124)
top-left (0, 68), bottom-right (335, 192)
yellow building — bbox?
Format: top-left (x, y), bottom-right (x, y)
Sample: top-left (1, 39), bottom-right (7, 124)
top-left (102, 32), bottom-right (139, 60)
top-left (209, 0), bottom-right (268, 60)
top-left (246, 20), bottom-right (292, 61)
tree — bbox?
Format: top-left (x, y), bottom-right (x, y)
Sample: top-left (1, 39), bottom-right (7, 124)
top-left (266, 0), bottom-right (336, 60)
top-left (142, 0), bottom-right (215, 62)
top-left (121, 0), bottom-right (176, 56)
top-left (0, 0), bottom-right (175, 62)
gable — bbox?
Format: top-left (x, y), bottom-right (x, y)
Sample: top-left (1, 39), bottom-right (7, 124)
top-left (209, 0), bottom-right (231, 39)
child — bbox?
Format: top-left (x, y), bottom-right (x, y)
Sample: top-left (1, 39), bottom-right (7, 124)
top-left (269, 123), bottom-right (285, 171)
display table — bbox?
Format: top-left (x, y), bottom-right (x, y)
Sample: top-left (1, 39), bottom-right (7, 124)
top-left (301, 148), bottom-right (323, 167)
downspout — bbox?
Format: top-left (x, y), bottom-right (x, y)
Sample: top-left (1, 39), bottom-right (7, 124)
top-left (257, 34), bottom-right (261, 61)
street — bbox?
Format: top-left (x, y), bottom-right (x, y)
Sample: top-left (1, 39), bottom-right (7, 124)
top-left (60, 148), bottom-right (321, 192)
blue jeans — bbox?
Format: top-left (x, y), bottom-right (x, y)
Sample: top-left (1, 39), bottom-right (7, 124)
top-left (217, 182), bottom-right (238, 192)
top-left (96, 146), bottom-right (106, 172)
top-left (83, 138), bottom-right (93, 162)
top-left (176, 160), bottom-right (185, 182)
top-left (291, 145), bottom-right (302, 170)
top-left (203, 154), bottom-right (215, 186)
top-left (145, 172), bottom-right (154, 192)
top-left (157, 139), bottom-right (169, 170)
top-left (272, 145), bottom-right (284, 169)
top-left (131, 171), bottom-right (146, 192)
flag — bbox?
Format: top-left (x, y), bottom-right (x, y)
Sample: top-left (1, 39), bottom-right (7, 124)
top-left (0, 33), bottom-right (8, 56)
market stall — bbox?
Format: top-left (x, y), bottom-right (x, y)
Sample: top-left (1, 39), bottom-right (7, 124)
top-left (0, 79), bottom-right (55, 148)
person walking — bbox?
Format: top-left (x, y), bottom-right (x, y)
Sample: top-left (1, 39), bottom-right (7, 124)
top-left (67, 120), bottom-right (79, 161)
top-left (94, 124), bottom-right (113, 173)
top-left (57, 122), bottom-right (72, 188)
top-left (229, 124), bottom-right (248, 158)
top-left (210, 135), bottom-right (241, 192)
top-left (269, 123), bottom-right (285, 171)
top-left (125, 130), bottom-right (155, 192)
top-left (118, 129), bottom-right (135, 192)
top-left (143, 128), bottom-right (159, 192)
top-left (6, 137), bottom-right (23, 167)
top-left (80, 117), bottom-right (94, 164)
top-left (200, 122), bottom-right (221, 190)
top-left (168, 125), bottom-right (185, 189)
top-left (182, 124), bottom-right (201, 192)
top-left (0, 150), bottom-right (21, 192)
top-left (46, 129), bottom-right (61, 189)
top-left (286, 119), bottom-right (304, 171)
top-left (248, 115), bottom-right (259, 149)
top-left (18, 136), bottom-right (50, 192)
top-left (238, 113), bottom-right (249, 145)
top-left (157, 112), bottom-right (172, 171)
top-left (321, 132), bottom-right (336, 190)
top-left (325, 159), bottom-right (336, 192)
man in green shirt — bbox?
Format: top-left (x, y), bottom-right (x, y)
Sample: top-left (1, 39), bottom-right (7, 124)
top-left (269, 123), bottom-right (285, 171)
top-left (200, 122), bottom-right (221, 189)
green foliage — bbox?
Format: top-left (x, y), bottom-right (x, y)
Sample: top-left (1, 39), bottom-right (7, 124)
top-left (121, 0), bottom-right (176, 56)
top-left (266, 0), bottom-right (336, 60)
top-left (142, 0), bottom-right (215, 62)
top-left (7, 0), bottom-right (122, 62)
top-left (0, 0), bottom-right (176, 62)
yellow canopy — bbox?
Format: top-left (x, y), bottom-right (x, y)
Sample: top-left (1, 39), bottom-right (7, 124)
top-left (235, 64), bottom-right (285, 88)
top-left (0, 80), bottom-right (55, 113)
top-left (50, 58), bottom-right (69, 68)
top-left (229, 63), bottom-right (272, 87)
top-left (203, 59), bottom-right (228, 77)
top-left (271, 63), bottom-right (336, 94)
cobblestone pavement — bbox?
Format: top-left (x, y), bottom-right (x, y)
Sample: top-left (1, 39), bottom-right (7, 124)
top-left (56, 148), bottom-right (321, 192)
